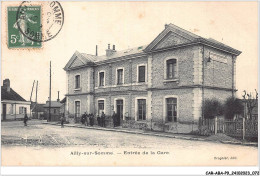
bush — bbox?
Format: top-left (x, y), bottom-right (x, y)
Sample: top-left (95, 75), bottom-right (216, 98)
top-left (203, 99), bottom-right (223, 119)
top-left (224, 97), bottom-right (243, 119)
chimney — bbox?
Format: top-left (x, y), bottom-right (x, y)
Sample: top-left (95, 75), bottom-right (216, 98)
top-left (57, 91), bottom-right (60, 102)
top-left (106, 44), bottom-right (116, 57)
top-left (96, 45), bottom-right (98, 56)
top-left (3, 79), bottom-right (10, 92)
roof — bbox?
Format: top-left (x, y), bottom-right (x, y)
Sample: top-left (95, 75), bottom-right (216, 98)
top-left (64, 45), bottom-right (147, 70)
top-left (43, 101), bottom-right (62, 108)
top-left (1, 86), bottom-right (26, 102)
top-left (64, 23), bottom-right (241, 71)
top-left (81, 45), bottom-right (147, 63)
top-left (145, 23), bottom-right (242, 55)
top-left (60, 97), bottom-right (66, 104)
top-left (31, 103), bottom-right (45, 112)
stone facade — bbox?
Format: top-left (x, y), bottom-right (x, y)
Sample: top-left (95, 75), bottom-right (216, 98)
top-left (64, 24), bottom-right (241, 133)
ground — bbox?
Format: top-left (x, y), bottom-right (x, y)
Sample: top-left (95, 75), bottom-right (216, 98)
top-left (1, 120), bottom-right (258, 166)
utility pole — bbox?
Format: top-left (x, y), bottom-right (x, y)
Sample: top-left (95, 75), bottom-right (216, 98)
top-left (30, 80), bottom-right (35, 102)
top-left (49, 61), bottom-right (51, 122)
top-left (35, 80), bottom-right (38, 119)
top-left (30, 80), bottom-right (35, 118)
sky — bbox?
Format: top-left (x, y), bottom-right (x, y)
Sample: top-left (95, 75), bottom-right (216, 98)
top-left (1, 1), bottom-right (258, 103)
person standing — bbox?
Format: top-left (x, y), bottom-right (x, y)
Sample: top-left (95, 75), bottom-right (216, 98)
top-left (60, 113), bottom-right (65, 128)
top-left (81, 113), bottom-right (86, 125)
top-left (97, 114), bottom-right (101, 126)
top-left (89, 113), bottom-right (93, 126)
top-left (85, 112), bottom-right (89, 126)
top-left (24, 113), bottom-right (28, 126)
top-left (112, 111), bottom-right (117, 127)
top-left (101, 112), bottom-right (106, 127)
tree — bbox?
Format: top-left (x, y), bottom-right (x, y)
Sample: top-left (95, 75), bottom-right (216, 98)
top-left (224, 97), bottom-right (243, 120)
top-left (242, 89), bottom-right (258, 119)
top-left (203, 99), bottom-right (224, 119)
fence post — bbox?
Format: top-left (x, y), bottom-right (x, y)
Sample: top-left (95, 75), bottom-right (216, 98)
top-left (242, 118), bottom-right (245, 140)
top-left (214, 117), bottom-right (217, 134)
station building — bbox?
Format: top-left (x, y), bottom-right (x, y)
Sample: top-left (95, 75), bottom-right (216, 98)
top-left (64, 24), bottom-right (241, 133)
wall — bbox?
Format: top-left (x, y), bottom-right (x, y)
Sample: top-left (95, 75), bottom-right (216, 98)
top-left (203, 46), bottom-right (233, 89)
top-left (67, 67), bottom-right (93, 95)
top-left (151, 45), bottom-right (197, 89)
top-left (94, 56), bottom-right (148, 93)
top-left (204, 88), bottom-right (233, 103)
top-left (152, 89), bottom-right (193, 123)
top-left (1, 102), bottom-right (31, 120)
top-left (67, 95), bottom-right (90, 116)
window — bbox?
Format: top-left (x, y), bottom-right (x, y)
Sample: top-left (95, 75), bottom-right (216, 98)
top-left (75, 101), bottom-right (80, 118)
top-left (19, 107), bottom-right (23, 114)
top-left (117, 69), bottom-right (123, 85)
top-left (167, 59), bottom-right (177, 79)
top-left (10, 104), bottom-right (13, 114)
top-left (99, 72), bottom-right (104, 86)
top-left (24, 107), bottom-right (27, 114)
top-left (138, 99), bottom-right (146, 120)
top-left (166, 98), bottom-right (177, 122)
top-left (54, 109), bottom-right (57, 114)
top-left (75, 75), bottom-right (80, 89)
top-left (98, 100), bottom-right (104, 115)
top-left (138, 66), bottom-right (146, 82)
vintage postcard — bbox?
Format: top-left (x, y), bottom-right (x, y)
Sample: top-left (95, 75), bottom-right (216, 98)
top-left (1, 0), bottom-right (259, 174)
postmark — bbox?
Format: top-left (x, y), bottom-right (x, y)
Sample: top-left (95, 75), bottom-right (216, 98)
top-left (7, 1), bottom-right (64, 48)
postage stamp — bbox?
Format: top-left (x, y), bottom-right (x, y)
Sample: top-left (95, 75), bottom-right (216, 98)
top-left (7, 1), bottom-right (64, 48)
top-left (7, 6), bottom-right (42, 48)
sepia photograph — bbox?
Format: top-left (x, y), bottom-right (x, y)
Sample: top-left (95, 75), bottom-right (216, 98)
top-left (1, 0), bottom-right (259, 175)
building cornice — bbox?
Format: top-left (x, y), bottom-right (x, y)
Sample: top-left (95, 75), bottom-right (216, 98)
top-left (94, 53), bottom-right (147, 66)
top-left (145, 40), bottom-right (241, 56)
top-left (147, 85), bottom-right (237, 92)
top-left (1, 100), bottom-right (31, 104)
top-left (65, 92), bottom-right (95, 96)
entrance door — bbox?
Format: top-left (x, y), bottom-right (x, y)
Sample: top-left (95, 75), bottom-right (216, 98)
top-left (2, 104), bottom-right (6, 120)
top-left (116, 100), bottom-right (123, 126)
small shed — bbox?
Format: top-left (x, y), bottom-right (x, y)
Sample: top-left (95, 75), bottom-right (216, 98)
top-left (43, 101), bottom-right (62, 121)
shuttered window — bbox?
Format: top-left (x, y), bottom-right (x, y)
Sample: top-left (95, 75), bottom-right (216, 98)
top-left (98, 100), bottom-right (104, 115)
top-left (75, 75), bottom-right (80, 88)
top-left (75, 101), bottom-right (80, 118)
top-left (138, 99), bottom-right (146, 120)
top-left (167, 59), bottom-right (177, 79)
top-left (117, 69), bottom-right (123, 85)
top-left (166, 98), bottom-right (177, 122)
top-left (99, 72), bottom-right (104, 86)
top-left (138, 66), bottom-right (145, 82)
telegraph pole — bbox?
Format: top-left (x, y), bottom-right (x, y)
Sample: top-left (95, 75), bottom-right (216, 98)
top-left (30, 80), bottom-right (35, 102)
top-left (35, 80), bottom-right (38, 119)
top-left (49, 61), bottom-right (51, 122)
top-left (30, 80), bottom-right (35, 119)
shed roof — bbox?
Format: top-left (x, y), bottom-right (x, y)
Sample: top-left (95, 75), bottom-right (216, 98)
top-left (1, 86), bottom-right (26, 102)
top-left (43, 101), bottom-right (62, 108)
